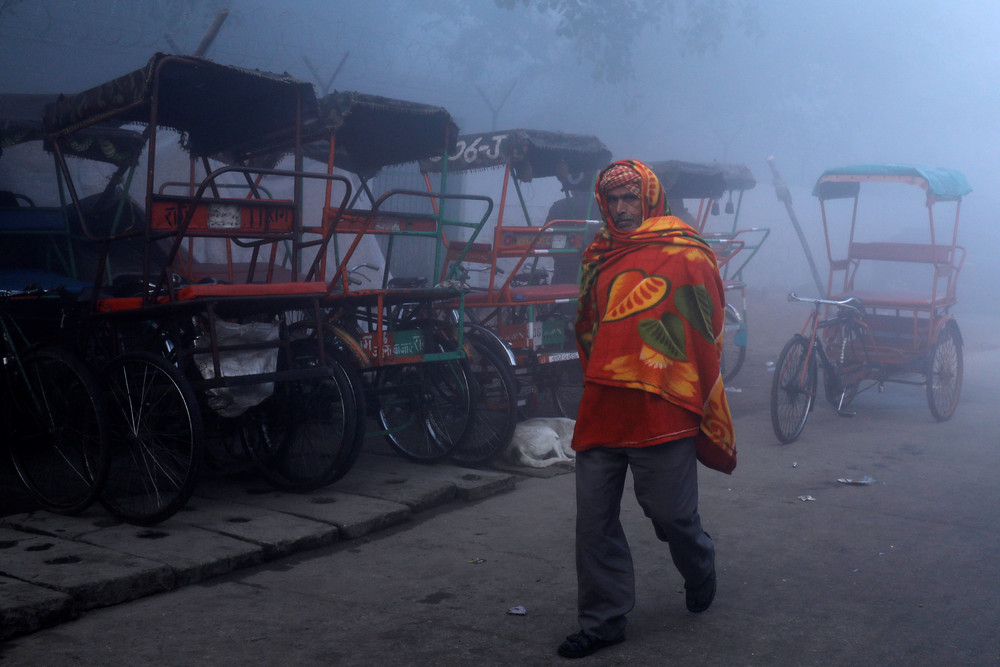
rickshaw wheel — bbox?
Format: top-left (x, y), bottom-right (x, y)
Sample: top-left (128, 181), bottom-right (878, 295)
top-left (100, 352), bottom-right (203, 526)
top-left (8, 347), bottom-right (110, 515)
top-left (721, 303), bottom-right (746, 384)
top-left (770, 335), bottom-right (817, 444)
top-left (377, 342), bottom-right (473, 463)
top-left (823, 374), bottom-right (858, 411)
top-left (546, 360), bottom-right (584, 420)
top-left (450, 340), bottom-right (517, 467)
top-left (926, 322), bottom-right (963, 421)
top-left (242, 339), bottom-right (361, 491)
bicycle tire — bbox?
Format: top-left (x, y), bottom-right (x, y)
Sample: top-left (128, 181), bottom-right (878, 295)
top-left (377, 339), bottom-right (473, 463)
top-left (821, 322), bottom-right (861, 410)
top-left (242, 339), bottom-right (362, 491)
top-left (8, 347), bottom-right (110, 515)
top-left (450, 341), bottom-right (518, 466)
top-left (551, 362), bottom-right (585, 420)
top-left (926, 322), bottom-right (963, 422)
top-left (100, 351), bottom-right (203, 526)
top-left (721, 303), bottom-right (747, 383)
top-left (770, 335), bottom-right (817, 443)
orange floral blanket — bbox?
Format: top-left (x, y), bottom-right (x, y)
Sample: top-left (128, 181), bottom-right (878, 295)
top-left (576, 214), bottom-right (737, 473)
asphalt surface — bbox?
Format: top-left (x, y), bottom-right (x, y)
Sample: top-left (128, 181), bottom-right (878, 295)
top-left (0, 304), bottom-right (998, 664)
top-left (0, 440), bottom-right (536, 642)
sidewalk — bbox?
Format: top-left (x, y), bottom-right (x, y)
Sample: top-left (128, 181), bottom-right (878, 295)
top-left (0, 450), bottom-right (556, 640)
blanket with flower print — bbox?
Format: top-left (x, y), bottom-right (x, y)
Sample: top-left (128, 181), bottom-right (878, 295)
top-left (576, 214), bottom-right (737, 473)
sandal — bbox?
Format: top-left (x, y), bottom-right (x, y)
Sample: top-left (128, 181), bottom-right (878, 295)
top-left (557, 631), bottom-right (625, 659)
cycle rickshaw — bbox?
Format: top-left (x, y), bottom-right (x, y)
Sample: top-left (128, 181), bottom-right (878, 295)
top-left (40, 53), bottom-right (411, 524)
top-left (0, 105), bottom-right (126, 514)
top-left (419, 128), bottom-right (612, 463)
top-left (649, 160), bottom-right (769, 383)
top-left (274, 89), bottom-right (488, 466)
top-left (770, 163), bottom-right (969, 443)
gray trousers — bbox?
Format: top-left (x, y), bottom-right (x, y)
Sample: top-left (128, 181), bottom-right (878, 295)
top-left (574, 437), bottom-right (714, 639)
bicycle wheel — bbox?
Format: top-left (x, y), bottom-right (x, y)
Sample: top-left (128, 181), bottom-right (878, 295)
top-left (8, 347), bottom-right (110, 514)
top-left (100, 351), bottom-right (203, 526)
top-left (242, 339), bottom-right (362, 490)
top-left (721, 303), bottom-right (747, 383)
top-left (544, 359), bottom-right (583, 419)
top-left (770, 335), bottom-right (817, 443)
top-left (377, 342), bottom-right (473, 463)
top-left (450, 340), bottom-right (517, 466)
top-left (926, 322), bottom-right (962, 421)
top-left (821, 324), bottom-right (861, 411)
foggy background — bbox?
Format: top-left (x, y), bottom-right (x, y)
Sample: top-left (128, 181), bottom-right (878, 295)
top-left (1, 0), bottom-right (997, 334)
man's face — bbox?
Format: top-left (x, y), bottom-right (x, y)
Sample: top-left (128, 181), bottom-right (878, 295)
top-left (605, 185), bottom-right (642, 232)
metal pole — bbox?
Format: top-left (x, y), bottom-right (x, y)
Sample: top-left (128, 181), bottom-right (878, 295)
top-left (193, 8), bottom-right (229, 57)
top-left (766, 156), bottom-right (825, 297)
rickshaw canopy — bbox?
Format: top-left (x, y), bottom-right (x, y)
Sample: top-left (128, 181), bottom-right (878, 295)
top-left (649, 160), bottom-right (756, 200)
top-left (419, 128), bottom-right (611, 187)
top-left (1, 94), bottom-right (146, 168)
top-left (42, 53), bottom-right (318, 163)
top-left (301, 91), bottom-right (459, 179)
top-left (812, 164), bottom-right (972, 202)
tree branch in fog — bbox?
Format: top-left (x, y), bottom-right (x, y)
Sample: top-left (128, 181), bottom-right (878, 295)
top-left (494, 0), bottom-right (762, 82)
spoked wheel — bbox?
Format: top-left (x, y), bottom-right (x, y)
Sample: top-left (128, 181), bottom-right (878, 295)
top-left (821, 324), bottom-right (862, 412)
top-left (450, 340), bottom-right (518, 467)
top-left (721, 303), bottom-right (747, 384)
top-left (926, 322), bottom-right (963, 421)
top-left (100, 352), bottom-right (203, 526)
top-left (535, 359), bottom-right (584, 420)
top-left (823, 373), bottom-right (858, 414)
top-left (8, 347), bottom-right (110, 514)
top-left (377, 343), bottom-right (473, 463)
top-left (770, 335), bottom-right (818, 443)
top-left (242, 339), bottom-right (362, 491)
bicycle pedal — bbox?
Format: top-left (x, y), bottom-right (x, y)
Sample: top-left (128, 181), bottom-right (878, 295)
top-left (836, 409), bottom-right (857, 418)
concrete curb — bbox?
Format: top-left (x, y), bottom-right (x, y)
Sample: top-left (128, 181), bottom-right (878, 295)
top-left (0, 452), bottom-right (524, 641)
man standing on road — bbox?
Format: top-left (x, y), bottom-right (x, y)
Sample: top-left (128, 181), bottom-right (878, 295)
top-left (558, 159), bottom-right (736, 659)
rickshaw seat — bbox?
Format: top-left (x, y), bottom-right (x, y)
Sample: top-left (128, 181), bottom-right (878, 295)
top-left (848, 242), bottom-right (953, 264)
top-left (828, 289), bottom-right (955, 310)
top-left (173, 260), bottom-right (295, 284)
top-left (830, 241), bottom-right (962, 311)
top-left (0, 269), bottom-right (89, 293)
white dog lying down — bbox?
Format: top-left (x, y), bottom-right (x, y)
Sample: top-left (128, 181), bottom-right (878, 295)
top-left (505, 418), bottom-right (577, 468)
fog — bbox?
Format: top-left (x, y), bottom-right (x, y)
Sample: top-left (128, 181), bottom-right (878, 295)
top-left (2, 0), bottom-right (998, 314)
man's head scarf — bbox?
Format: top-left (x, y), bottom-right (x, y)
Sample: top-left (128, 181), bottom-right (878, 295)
top-left (599, 163), bottom-right (642, 197)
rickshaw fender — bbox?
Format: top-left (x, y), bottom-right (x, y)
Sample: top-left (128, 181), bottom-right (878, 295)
top-left (464, 323), bottom-right (515, 367)
top-left (931, 318), bottom-right (962, 345)
top-left (301, 322), bottom-right (372, 370)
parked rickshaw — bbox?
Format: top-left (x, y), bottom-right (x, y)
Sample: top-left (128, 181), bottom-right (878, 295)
top-left (41, 53), bottom-right (377, 524)
top-left (771, 164), bottom-right (969, 443)
top-left (0, 105), bottom-right (120, 514)
top-left (419, 128), bottom-right (612, 463)
top-left (649, 160), bottom-right (769, 383)
top-left (282, 90), bottom-right (488, 465)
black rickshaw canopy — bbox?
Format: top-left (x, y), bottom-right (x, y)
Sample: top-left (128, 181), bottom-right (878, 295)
top-left (301, 91), bottom-right (459, 179)
top-left (1, 94), bottom-right (145, 168)
top-left (648, 160), bottom-right (757, 201)
top-left (42, 52), bottom-right (318, 163)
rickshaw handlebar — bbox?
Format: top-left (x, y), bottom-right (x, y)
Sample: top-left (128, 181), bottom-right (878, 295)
top-left (787, 291), bottom-right (864, 312)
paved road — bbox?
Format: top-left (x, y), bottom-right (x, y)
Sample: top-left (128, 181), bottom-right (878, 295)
top-left (1, 309), bottom-right (998, 664)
